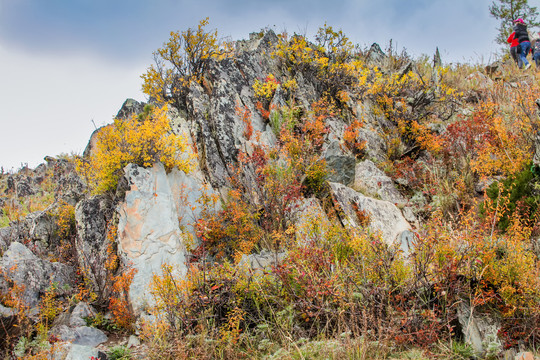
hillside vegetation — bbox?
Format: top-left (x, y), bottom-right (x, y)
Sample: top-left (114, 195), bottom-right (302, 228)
top-left (1, 20), bottom-right (540, 360)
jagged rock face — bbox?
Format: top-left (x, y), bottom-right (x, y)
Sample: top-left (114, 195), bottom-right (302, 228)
top-left (365, 43), bottom-right (387, 66)
top-left (117, 163), bottom-right (218, 314)
top-left (354, 100), bottom-right (394, 162)
top-left (5, 174), bottom-right (34, 197)
top-left (0, 242), bottom-right (74, 308)
top-left (188, 31), bottom-right (282, 188)
top-left (328, 182), bottom-right (413, 254)
top-left (323, 142), bottom-right (356, 186)
top-left (322, 119), bottom-right (356, 186)
top-left (354, 160), bottom-right (416, 223)
top-left (0, 221), bottom-right (31, 251)
top-left (75, 195), bottom-right (113, 295)
top-left (27, 208), bottom-right (57, 245)
top-left (355, 160), bottom-right (406, 204)
top-left (116, 98), bottom-right (145, 119)
top-left (239, 250), bottom-right (286, 274)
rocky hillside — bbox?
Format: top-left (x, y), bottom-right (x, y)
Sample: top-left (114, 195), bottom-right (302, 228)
top-left (1, 23), bottom-right (540, 359)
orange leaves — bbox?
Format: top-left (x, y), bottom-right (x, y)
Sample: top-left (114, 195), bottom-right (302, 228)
top-left (439, 96), bottom-right (536, 179)
top-left (108, 265), bottom-right (137, 329)
top-left (236, 104), bottom-right (253, 140)
top-left (408, 120), bottom-right (443, 153)
top-left (343, 119), bottom-right (366, 155)
top-left (255, 100), bottom-right (271, 120)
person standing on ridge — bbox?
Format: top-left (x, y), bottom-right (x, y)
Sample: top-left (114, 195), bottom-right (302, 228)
top-left (507, 31), bottom-right (520, 65)
top-left (532, 33), bottom-right (540, 69)
top-left (513, 18), bottom-right (531, 69)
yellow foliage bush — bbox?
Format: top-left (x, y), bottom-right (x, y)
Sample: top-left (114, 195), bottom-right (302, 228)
top-left (77, 104), bottom-right (193, 194)
top-left (253, 74), bottom-right (280, 99)
top-left (141, 18), bottom-right (233, 108)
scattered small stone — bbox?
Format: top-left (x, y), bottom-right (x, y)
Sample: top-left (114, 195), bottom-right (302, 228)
top-left (70, 302), bottom-right (97, 327)
top-left (127, 334), bottom-right (141, 348)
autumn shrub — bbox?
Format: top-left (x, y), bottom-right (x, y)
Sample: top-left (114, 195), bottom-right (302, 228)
top-left (483, 165), bottom-right (540, 232)
top-left (253, 74), bottom-right (280, 100)
top-left (274, 24), bottom-right (362, 105)
top-left (417, 205), bottom-right (540, 349)
top-left (195, 188), bottom-right (264, 263)
top-left (343, 118), bottom-right (366, 156)
top-left (103, 225), bottom-right (137, 330)
top-left (142, 262), bottom-right (283, 358)
top-left (141, 18), bottom-right (233, 109)
top-left (252, 74), bottom-right (298, 120)
top-left (196, 97), bottom-right (337, 262)
top-left (77, 104), bottom-right (192, 194)
top-left (48, 201), bottom-right (77, 264)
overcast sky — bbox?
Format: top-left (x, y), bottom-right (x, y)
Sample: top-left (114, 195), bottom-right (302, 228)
top-left (0, 0), bottom-right (506, 170)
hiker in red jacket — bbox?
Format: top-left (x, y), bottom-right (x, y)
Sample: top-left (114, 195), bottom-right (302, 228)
top-left (507, 31), bottom-right (520, 65)
top-left (513, 18), bottom-right (531, 69)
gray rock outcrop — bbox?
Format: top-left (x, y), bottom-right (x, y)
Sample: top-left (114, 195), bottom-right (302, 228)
top-left (188, 31), bottom-right (281, 188)
top-left (116, 98), bottom-right (145, 119)
top-left (329, 182), bottom-right (414, 254)
top-left (75, 195), bottom-right (113, 296)
top-left (0, 242), bottom-right (74, 308)
top-left (53, 325), bottom-right (108, 347)
top-left (365, 43), bottom-right (387, 66)
top-left (354, 160), bottom-right (415, 222)
top-left (58, 343), bottom-right (106, 360)
top-left (239, 250), bottom-right (286, 274)
top-left (293, 197), bottom-right (331, 244)
top-left (118, 163), bottom-right (218, 314)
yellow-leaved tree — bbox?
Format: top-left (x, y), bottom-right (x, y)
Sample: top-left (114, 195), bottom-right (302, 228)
top-left (77, 104), bottom-right (193, 194)
top-left (141, 18), bottom-right (233, 109)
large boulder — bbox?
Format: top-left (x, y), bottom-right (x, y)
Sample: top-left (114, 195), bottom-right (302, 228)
top-left (0, 242), bottom-right (74, 308)
top-left (354, 160), bottom-right (405, 203)
top-left (55, 343), bottom-right (107, 360)
top-left (328, 182), bottom-right (414, 254)
top-left (118, 163), bottom-right (218, 314)
top-left (75, 195), bottom-right (113, 295)
top-left (239, 250), bottom-right (286, 274)
top-left (52, 325), bottom-right (107, 347)
top-left (354, 160), bottom-right (415, 222)
top-left (28, 208), bottom-right (57, 245)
